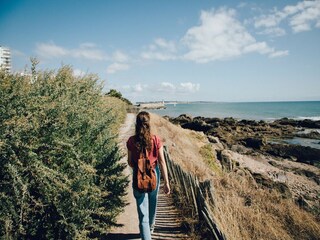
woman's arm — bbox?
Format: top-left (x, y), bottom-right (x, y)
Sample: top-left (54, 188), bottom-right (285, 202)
top-left (158, 146), bottom-right (170, 194)
top-left (127, 150), bottom-right (134, 168)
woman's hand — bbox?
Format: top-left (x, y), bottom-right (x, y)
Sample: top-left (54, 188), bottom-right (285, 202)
top-left (163, 182), bottom-right (170, 195)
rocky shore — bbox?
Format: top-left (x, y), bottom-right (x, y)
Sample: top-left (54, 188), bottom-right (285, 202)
top-left (166, 114), bottom-right (320, 214)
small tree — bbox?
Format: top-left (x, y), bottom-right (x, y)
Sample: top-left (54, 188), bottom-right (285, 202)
top-left (106, 89), bottom-right (132, 105)
top-left (0, 65), bottom-right (128, 239)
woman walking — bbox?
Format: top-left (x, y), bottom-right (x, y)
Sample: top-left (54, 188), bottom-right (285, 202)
top-left (127, 111), bottom-right (170, 240)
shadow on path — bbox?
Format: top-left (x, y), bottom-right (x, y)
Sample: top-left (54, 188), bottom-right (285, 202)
top-left (106, 233), bottom-right (140, 240)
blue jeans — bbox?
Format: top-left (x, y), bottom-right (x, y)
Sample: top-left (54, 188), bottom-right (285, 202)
top-left (133, 165), bottom-right (160, 240)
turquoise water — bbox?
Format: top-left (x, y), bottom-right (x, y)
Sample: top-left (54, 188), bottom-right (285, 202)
top-left (150, 101), bottom-right (320, 121)
top-left (284, 138), bottom-right (320, 150)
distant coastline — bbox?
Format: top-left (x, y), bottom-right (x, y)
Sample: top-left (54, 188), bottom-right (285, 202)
top-left (135, 101), bottom-right (166, 109)
top-left (149, 101), bottom-right (320, 121)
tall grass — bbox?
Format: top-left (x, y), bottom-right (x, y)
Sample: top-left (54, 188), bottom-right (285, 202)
top-left (0, 65), bottom-right (128, 239)
top-left (212, 172), bottom-right (320, 240)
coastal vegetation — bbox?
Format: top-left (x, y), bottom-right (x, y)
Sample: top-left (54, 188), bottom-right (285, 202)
top-left (106, 89), bottom-right (132, 106)
top-left (151, 113), bottom-right (320, 240)
top-left (0, 64), bottom-right (128, 239)
top-left (199, 144), bottom-right (221, 174)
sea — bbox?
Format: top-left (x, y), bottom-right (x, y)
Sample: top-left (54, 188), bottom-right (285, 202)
top-left (150, 101), bottom-right (320, 121)
top-left (150, 101), bottom-right (320, 149)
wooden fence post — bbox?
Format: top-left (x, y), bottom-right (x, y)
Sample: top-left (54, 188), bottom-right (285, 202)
top-left (163, 146), bottom-right (226, 240)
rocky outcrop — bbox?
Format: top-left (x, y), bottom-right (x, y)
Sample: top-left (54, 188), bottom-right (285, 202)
top-left (169, 114), bottom-right (192, 125)
top-left (251, 172), bottom-right (292, 198)
top-left (168, 115), bottom-right (320, 165)
top-left (296, 130), bottom-right (320, 140)
top-left (166, 114), bottom-right (320, 214)
top-left (182, 120), bottom-right (213, 132)
top-left (241, 137), bottom-right (266, 149)
top-left (263, 144), bottom-right (320, 165)
top-left (274, 118), bottom-right (320, 129)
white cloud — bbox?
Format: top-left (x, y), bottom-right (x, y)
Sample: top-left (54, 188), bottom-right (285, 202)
top-left (269, 50), bottom-right (289, 58)
top-left (254, 10), bottom-right (285, 28)
top-left (179, 82), bottom-right (200, 93)
top-left (160, 82), bottom-right (176, 91)
top-left (289, 1), bottom-right (320, 33)
top-left (73, 68), bottom-right (86, 77)
top-left (106, 62), bottom-right (130, 74)
top-left (243, 42), bottom-right (273, 55)
top-left (154, 38), bottom-right (177, 52)
top-left (112, 50), bottom-right (129, 62)
top-left (255, 0), bottom-right (320, 34)
top-left (157, 81), bottom-right (200, 94)
top-left (257, 27), bottom-right (286, 37)
top-left (119, 81), bottom-right (200, 97)
top-left (161, 82), bottom-right (175, 88)
top-left (141, 52), bottom-right (176, 61)
top-left (106, 50), bottom-right (131, 74)
top-left (109, 84), bottom-right (149, 102)
top-left (35, 42), bottom-right (107, 60)
top-left (182, 8), bottom-right (285, 62)
top-left (141, 38), bottom-right (177, 61)
top-left (71, 44), bottom-right (107, 60)
top-left (133, 83), bottom-right (147, 92)
top-left (36, 42), bottom-right (68, 58)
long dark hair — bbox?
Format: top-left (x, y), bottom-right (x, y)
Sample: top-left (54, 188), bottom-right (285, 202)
top-left (135, 111), bottom-right (152, 153)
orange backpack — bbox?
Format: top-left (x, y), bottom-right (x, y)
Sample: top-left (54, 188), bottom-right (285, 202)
top-left (133, 148), bottom-right (157, 192)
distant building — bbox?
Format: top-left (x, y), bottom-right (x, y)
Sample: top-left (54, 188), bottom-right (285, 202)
top-left (0, 46), bottom-right (11, 73)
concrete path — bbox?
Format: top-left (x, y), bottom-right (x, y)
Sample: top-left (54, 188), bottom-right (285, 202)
top-left (108, 113), bottom-right (139, 239)
top-left (108, 113), bottom-right (191, 240)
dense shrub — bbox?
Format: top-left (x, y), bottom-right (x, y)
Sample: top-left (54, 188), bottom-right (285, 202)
top-left (106, 89), bottom-right (132, 105)
top-left (0, 65), bottom-right (128, 239)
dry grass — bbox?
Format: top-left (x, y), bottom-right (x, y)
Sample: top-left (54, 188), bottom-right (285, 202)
top-left (150, 112), bottom-right (320, 240)
top-left (213, 173), bottom-right (320, 240)
top-left (150, 113), bottom-right (213, 180)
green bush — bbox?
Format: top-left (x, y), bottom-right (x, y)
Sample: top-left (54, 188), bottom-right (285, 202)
top-left (106, 89), bottom-right (132, 105)
top-left (199, 144), bottom-right (221, 174)
top-left (0, 65), bottom-right (128, 239)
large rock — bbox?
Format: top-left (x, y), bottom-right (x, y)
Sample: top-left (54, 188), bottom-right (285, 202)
top-left (274, 118), bottom-right (320, 129)
top-left (296, 131), bottom-right (320, 140)
top-left (251, 172), bottom-right (292, 198)
top-left (264, 143), bottom-right (320, 165)
top-left (202, 117), bottom-right (221, 125)
top-left (208, 136), bottom-right (225, 150)
top-left (242, 137), bottom-right (266, 150)
top-left (238, 119), bottom-right (259, 126)
top-left (274, 118), bottom-right (299, 127)
top-left (218, 150), bottom-right (238, 171)
top-left (222, 117), bottom-right (237, 126)
top-left (172, 114), bottom-right (193, 125)
top-left (181, 119), bottom-right (212, 132)
top-left (300, 119), bottom-right (320, 129)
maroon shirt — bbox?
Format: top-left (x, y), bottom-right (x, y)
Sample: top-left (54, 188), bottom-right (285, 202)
top-left (126, 135), bottom-right (162, 167)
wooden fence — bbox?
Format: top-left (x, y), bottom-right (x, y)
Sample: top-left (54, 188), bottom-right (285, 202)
top-left (163, 146), bottom-right (226, 240)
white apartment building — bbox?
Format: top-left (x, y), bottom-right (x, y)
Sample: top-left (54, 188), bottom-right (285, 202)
top-left (0, 46), bottom-right (11, 73)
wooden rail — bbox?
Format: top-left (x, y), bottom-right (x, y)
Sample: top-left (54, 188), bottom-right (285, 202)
top-left (163, 146), bottom-right (226, 240)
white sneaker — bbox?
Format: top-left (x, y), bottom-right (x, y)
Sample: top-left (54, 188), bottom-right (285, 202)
top-left (150, 224), bottom-right (155, 234)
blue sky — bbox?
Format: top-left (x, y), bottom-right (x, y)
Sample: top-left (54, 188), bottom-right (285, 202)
top-left (1, 0), bottom-right (320, 103)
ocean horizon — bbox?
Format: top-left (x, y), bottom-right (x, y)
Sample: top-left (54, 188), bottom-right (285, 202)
top-left (149, 101), bottom-right (320, 121)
